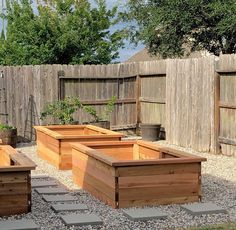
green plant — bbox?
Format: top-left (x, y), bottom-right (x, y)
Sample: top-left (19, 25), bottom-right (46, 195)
top-left (0, 0), bottom-right (124, 65)
top-left (0, 123), bottom-right (15, 130)
top-left (83, 96), bottom-right (117, 122)
top-left (41, 97), bottom-right (82, 125)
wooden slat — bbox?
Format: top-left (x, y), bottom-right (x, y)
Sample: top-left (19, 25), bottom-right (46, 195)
top-left (117, 163), bottom-right (200, 177)
top-left (219, 136), bottom-right (236, 146)
top-left (219, 101), bottom-right (236, 109)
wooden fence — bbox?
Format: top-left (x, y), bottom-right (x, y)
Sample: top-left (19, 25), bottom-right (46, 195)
top-left (0, 55), bottom-right (236, 157)
top-left (0, 61), bottom-right (166, 141)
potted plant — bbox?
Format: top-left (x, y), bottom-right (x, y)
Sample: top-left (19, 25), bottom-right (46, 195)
top-left (0, 123), bottom-right (17, 147)
top-left (41, 96), bottom-right (82, 125)
top-left (83, 96), bottom-right (116, 129)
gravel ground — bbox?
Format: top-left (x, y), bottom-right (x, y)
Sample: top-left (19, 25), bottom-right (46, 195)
top-left (0, 141), bottom-right (235, 230)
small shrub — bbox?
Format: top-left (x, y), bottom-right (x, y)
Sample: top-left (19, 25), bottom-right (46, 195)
top-left (83, 96), bottom-right (117, 122)
top-left (0, 123), bottom-right (15, 130)
top-left (41, 97), bottom-right (82, 125)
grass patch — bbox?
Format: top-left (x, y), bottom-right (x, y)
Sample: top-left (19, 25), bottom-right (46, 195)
top-left (186, 223), bottom-right (236, 230)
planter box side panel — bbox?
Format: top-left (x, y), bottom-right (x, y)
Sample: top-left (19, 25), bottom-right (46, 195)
top-left (60, 136), bottom-right (122, 170)
top-left (136, 145), bottom-right (162, 160)
top-left (90, 145), bottom-right (133, 161)
top-left (0, 151), bottom-right (10, 166)
top-left (117, 163), bottom-right (201, 208)
top-left (72, 149), bottom-right (117, 208)
top-left (0, 171), bottom-right (31, 216)
top-left (36, 131), bottom-right (60, 169)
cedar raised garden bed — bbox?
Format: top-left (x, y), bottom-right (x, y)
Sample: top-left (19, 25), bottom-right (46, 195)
top-left (34, 125), bottom-right (124, 170)
top-left (0, 145), bottom-right (36, 216)
top-left (72, 141), bottom-right (206, 208)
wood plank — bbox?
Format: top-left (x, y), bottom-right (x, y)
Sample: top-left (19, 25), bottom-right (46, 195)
top-left (219, 136), bottom-right (236, 146)
top-left (73, 168), bottom-right (116, 201)
top-left (219, 101), bottom-right (236, 109)
top-left (117, 163), bottom-right (200, 177)
top-left (119, 173), bottom-right (199, 188)
top-left (119, 184), bottom-right (199, 201)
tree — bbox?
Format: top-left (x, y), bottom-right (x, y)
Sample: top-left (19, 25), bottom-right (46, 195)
top-left (124, 0), bottom-right (236, 58)
top-left (0, 0), bottom-right (124, 65)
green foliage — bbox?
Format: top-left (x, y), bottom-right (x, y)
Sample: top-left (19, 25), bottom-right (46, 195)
top-left (0, 0), bottom-right (124, 65)
top-left (187, 222), bottom-right (236, 230)
top-left (0, 123), bottom-right (15, 130)
top-left (83, 96), bottom-right (116, 122)
top-left (41, 97), bottom-right (82, 124)
top-left (124, 0), bottom-right (236, 57)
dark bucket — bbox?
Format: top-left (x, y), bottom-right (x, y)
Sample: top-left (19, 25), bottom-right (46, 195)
top-left (140, 123), bottom-right (161, 141)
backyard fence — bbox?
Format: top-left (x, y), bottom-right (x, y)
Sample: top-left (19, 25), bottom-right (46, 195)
top-left (0, 54), bottom-right (236, 156)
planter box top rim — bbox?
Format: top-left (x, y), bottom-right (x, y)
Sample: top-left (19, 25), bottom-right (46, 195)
top-left (71, 140), bottom-right (207, 167)
top-left (34, 125), bottom-right (124, 139)
top-left (0, 145), bottom-right (36, 171)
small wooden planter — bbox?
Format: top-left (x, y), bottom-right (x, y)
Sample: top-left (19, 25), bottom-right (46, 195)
top-left (72, 141), bottom-right (206, 208)
top-left (34, 125), bottom-right (124, 170)
top-left (0, 145), bottom-right (36, 216)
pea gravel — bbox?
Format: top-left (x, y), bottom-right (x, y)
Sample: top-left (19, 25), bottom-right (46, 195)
top-left (0, 141), bottom-right (235, 230)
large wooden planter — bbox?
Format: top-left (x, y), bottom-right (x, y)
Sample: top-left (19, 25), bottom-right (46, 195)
top-left (0, 145), bottom-right (36, 216)
top-left (72, 141), bottom-right (206, 208)
top-left (34, 125), bottom-right (124, 170)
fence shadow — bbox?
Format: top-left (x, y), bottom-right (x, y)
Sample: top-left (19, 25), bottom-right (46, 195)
top-left (22, 95), bottom-right (40, 142)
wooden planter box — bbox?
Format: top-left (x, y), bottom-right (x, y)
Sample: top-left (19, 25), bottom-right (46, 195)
top-left (72, 141), bottom-right (206, 208)
top-left (34, 125), bottom-right (124, 170)
top-left (0, 145), bottom-right (36, 216)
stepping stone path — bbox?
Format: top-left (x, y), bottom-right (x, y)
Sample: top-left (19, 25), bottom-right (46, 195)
top-left (0, 219), bottom-right (39, 230)
top-left (32, 180), bottom-right (58, 188)
top-left (43, 194), bottom-right (77, 202)
top-left (61, 213), bottom-right (103, 226)
top-left (181, 202), bottom-right (227, 216)
top-left (35, 187), bottom-right (68, 195)
top-left (123, 208), bottom-right (168, 221)
top-left (51, 203), bottom-right (88, 212)
top-left (31, 175), bottom-right (49, 179)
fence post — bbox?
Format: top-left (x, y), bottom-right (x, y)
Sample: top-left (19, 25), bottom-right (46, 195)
top-left (136, 75), bottom-right (141, 134)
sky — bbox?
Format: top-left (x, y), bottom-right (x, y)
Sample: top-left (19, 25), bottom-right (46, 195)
top-left (0, 0), bottom-right (144, 62)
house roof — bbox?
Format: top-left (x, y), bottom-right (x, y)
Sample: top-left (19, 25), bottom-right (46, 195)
top-left (126, 48), bottom-right (210, 62)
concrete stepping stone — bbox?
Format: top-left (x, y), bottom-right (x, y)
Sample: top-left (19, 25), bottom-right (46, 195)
top-left (35, 187), bottom-right (68, 195)
top-left (43, 194), bottom-right (77, 202)
top-left (181, 202), bottom-right (227, 215)
top-left (31, 175), bottom-right (49, 179)
top-left (123, 208), bottom-right (168, 221)
top-left (61, 213), bottom-right (103, 226)
top-left (0, 219), bottom-right (39, 230)
top-left (32, 180), bottom-right (58, 188)
top-left (51, 203), bottom-right (88, 212)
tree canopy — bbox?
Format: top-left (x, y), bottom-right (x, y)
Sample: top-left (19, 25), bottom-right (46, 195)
top-left (124, 0), bottom-right (236, 58)
top-left (0, 0), bottom-right (124, 65)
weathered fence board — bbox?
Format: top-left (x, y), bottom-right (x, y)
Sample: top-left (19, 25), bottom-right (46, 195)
top-left (166, 57), bottom-right (216, 153)
top-left (217, 54), bottom-right (236, 156)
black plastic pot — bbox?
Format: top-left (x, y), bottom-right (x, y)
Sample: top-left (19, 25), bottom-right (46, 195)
top-left (140, 123), bottom-right (161, 141)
